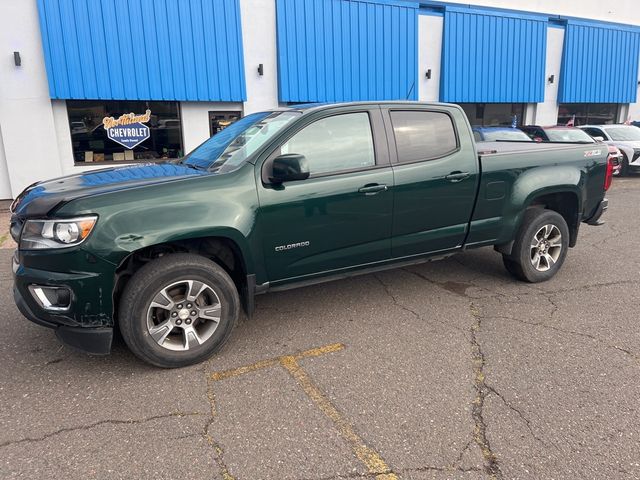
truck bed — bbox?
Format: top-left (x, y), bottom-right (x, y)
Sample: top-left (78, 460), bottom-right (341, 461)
top-left (466, 140), bottom-right (609, 248)
top-left (476, 140), bottom-right (603, 157)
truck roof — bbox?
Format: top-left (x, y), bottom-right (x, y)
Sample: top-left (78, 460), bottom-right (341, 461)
top-left (280, 101), bottom-right (461, 114)
top-left (580, 124), bottom-right (638, 129)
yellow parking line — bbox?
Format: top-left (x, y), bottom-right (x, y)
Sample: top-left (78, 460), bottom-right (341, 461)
top-left (280, 355), bottom-right (398, 479)
top-left (209, 342), bottom-right (398, 479)
top-left (293, 342), bottom-right (345, 360)
top-left (210, 343), bottom-right (345, 381)
top-left (210, 357), bottom-right (280, 381)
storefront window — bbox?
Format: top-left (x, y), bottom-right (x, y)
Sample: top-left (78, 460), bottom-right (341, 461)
top-left (67, 100), bottom-right (183, 164)
top-left (459, 103), bottom-right (525, 127)
top-left (557, 104), bottom-right (620, 126)
top-left (209, 111), bottom-right (242, 136)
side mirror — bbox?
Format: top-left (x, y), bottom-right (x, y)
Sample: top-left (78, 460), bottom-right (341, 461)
top-left (269, 153), bottom-right (310, 184)
top-left (534, 137), bottom-right (543, 143)
top-left (593, 136), bottom-right (605, 142)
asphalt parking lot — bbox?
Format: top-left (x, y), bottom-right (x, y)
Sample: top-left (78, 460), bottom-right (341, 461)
top-left (1, 178), bottom-right (639, 480)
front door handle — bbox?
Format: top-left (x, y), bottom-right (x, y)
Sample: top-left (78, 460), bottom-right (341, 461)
top-left (445, 172), bottom-right (470, 183)
top-left (358, 183), bottom-right (388, 195)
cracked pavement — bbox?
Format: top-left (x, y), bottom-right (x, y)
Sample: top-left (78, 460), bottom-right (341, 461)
top-left (1, 178), bottom-right (639, 479)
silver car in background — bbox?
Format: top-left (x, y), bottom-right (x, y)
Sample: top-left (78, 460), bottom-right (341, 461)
top-left (579, 125), bottom-right (640, 176)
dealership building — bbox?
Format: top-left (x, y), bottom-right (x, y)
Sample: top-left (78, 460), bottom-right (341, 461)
top-left (0, 0), bottom-right (639, 199)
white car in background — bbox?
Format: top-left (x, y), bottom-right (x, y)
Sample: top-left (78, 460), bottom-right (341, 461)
top-left (579, 125), bottom-right (640, 176)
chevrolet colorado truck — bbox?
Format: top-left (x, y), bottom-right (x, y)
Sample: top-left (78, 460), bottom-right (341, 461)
top-left (10, 102), bottom-right (612, 368)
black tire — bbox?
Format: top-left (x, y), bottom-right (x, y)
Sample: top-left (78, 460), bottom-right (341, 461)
top-left (502, 208), bottom-right (570, 283)
top-left (118, 253), bottom-right (239, 368)
top-left (502, 256), bottom-right (524, 278)
top-left (620, 153), bottom-right (630, 177)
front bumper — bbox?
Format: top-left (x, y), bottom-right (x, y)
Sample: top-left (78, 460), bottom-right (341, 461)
top-left (12, 248), bottom-right (117, 354)
top-left (13, 285), bottom-right (113, 354)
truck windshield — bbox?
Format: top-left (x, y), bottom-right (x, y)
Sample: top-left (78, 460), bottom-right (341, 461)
top-left (181, 111), bottom-right (301, 172)
top-left (605, 126), bottom-right (640, 141)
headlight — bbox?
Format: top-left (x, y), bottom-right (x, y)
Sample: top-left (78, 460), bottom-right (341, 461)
top-left (20, 216), bottom-right (98, 250)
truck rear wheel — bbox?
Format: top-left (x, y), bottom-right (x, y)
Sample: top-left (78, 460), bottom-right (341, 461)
top-left (503, 209), bottom-right (569, 283)
top-left (118, 253), bottom-right (239, 368)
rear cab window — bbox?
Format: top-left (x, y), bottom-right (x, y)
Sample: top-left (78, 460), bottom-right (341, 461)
top-left (389, 110), bottom-right (458, 163)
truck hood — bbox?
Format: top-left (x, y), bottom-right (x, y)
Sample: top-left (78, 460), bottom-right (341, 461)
top-left (11, 163), bottom-right (207, 218)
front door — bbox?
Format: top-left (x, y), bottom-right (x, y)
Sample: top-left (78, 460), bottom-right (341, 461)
top-left (257, 108), bottom-right (393, 283)
top-left (383, 107), bottom-right (479, 257)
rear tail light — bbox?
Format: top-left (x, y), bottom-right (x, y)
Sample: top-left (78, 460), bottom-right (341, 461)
top-left (604, 155), bottom-right (614, 191)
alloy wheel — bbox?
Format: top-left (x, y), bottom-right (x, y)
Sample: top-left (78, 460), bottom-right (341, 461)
top-left (530, 224), bottom-right (562, 272)
top-left (146, 279), bottom-right (222, 351)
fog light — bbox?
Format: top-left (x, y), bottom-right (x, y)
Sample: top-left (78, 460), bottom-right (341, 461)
top-left (28, 285), bottom-right (71, 312)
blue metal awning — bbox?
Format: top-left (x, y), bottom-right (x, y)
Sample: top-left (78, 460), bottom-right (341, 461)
top-left (559, 20), bottom-right (640, 104)
top-left (440, 6), bottom-right (547, 103)
top-left (36, 0), bottom-right (247, 102)
top-left (276, 0), bottom-right (419, 103)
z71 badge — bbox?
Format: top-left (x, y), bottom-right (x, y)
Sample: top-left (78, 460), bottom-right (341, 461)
top-left (583, 149), bottom-right (602, 157)
top-left (275, 241), bottom-right (310, 252)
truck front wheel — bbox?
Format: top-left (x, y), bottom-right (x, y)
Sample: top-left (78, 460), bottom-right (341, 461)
top-left (118, 253), bottom-right (239, 368)
top-left (502, 209), bottom-right (569, 283)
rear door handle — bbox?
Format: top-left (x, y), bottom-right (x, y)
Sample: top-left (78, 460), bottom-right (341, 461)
top-left (445, 172), bottom-right (470, 182)
top-left (358, 183), bottom-right (388, 195)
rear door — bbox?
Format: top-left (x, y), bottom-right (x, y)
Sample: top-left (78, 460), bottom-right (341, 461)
top-left (383, 106), bottom-right (479, 257)
top-left (257, 107), bottom-right (394, 283)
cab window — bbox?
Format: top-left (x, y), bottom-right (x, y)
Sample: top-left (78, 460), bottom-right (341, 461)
top-left (390, 111), bottom-right (458, 163)
top-left (280, 112), bottom-right (375, 175)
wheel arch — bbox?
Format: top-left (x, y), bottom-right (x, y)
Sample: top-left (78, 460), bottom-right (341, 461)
top-left (113, 234), bottom-right (254, 323)
top-left (526, 190), bottom-right (581, 247)
top-left (496, 188), bottom-right (581, 256)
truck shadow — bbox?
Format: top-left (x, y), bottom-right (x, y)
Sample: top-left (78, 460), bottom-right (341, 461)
top-left (5, 246), bottom-right (510, 372)
top-left (253, 247), bottom-right (511, 317)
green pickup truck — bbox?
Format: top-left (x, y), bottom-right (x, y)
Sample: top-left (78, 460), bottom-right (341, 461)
top-left (10, 102), bottom-right (612, 367)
